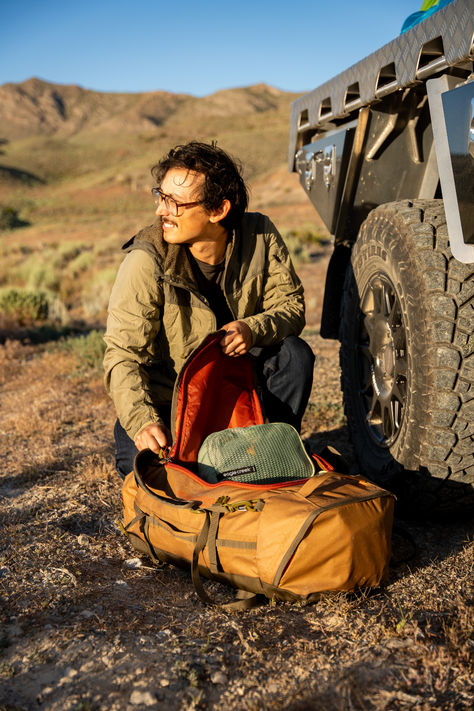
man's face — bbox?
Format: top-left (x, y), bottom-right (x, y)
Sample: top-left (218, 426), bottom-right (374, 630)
top-left (156, 168), bottom-right (217, 245)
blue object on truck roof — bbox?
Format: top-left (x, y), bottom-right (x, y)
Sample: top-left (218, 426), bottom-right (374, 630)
top-left (401, 0), bottom-right (456, 33)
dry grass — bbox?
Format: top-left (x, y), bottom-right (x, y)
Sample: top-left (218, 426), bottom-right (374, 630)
top-left (0, 106), bottom-right (472, 707)
top-left (0, 259), bottom-right (472, 711)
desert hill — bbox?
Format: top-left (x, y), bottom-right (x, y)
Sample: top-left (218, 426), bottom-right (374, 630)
top-left (0, 78), bottom-right (306, 188)
top-left (0, 78), bottom-right (298, 140)
top-left (0, 78), bottom-right (325, 324)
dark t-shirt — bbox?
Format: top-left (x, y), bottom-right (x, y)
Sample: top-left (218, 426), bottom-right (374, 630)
top-left (188, 252), bottom-right (233, 328)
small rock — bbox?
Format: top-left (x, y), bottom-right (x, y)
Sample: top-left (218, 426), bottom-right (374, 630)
top-left (41, 686), bottom-right (53, 696)
top-left (386, 638), bottom-right (415, 650)
top-left (77, 534), bottom-right (90, 546)
top-left (115, 579), bottom-right (129, 588)
top-left (58, 667), bottom-right (78, 685)
top-left (159, 678), bottom-right (170, 687)
top-left (80, 661), bottom-right (95, 673)
top-left (79, 610), bottom-right (95, 619)
top-left (125, 557), bottom-right (143, 568)
top-left (210, 671), bottom-right (227, 685)
top-left (129, 690), bottom-right (157, 706)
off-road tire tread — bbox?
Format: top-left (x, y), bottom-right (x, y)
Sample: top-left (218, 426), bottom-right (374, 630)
top-left (340, 200), bottom-right (473, 503)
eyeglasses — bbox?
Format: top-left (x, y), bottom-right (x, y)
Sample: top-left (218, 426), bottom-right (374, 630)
top-left (151, 187), bottom-right (204, 217)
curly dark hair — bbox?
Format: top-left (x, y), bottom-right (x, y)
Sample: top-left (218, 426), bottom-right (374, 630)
top-left (151, 141), bottom-right (249, 230)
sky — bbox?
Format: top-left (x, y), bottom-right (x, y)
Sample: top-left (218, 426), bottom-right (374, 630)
top-left (3, 0), bottom-right (422, 96)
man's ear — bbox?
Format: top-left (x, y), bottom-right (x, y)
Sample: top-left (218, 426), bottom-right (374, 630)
top-left (209, 199), bottom-right (231, 224)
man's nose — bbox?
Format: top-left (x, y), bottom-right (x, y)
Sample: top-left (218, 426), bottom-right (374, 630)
top-left (155, 201), bottom-right (170, 217)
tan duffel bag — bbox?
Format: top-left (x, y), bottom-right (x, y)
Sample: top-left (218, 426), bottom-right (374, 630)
top-left (122, 450), bottom-right (394, 607)
top-left (120, 333), bottom-right (395, 608)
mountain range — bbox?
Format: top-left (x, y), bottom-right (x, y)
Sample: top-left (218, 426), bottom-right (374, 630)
top-left (0, 77), bottom-right (299, 140)
top-left (0, 78), bottom-right (323, 244)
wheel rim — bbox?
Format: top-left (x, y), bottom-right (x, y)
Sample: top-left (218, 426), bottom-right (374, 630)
top-left (356, 272), bottom-right (408, 447)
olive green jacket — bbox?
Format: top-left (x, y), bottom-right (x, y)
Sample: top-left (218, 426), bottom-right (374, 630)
top-left (103, 212), bottom-right (306, 440)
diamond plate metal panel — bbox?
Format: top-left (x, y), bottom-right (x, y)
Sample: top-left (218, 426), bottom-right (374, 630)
top-left (289, 0), bottom-right (474, 170)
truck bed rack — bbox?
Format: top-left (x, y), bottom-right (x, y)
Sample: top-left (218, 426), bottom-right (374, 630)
top-left (289, 0), bottom-right (473, 170)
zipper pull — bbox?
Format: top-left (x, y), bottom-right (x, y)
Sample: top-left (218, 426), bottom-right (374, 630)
top-left (158, 446), bottom-right (172, 464)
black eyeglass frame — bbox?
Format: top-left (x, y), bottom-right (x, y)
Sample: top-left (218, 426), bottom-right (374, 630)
top-left (151, 187), bottom-right (205, 216)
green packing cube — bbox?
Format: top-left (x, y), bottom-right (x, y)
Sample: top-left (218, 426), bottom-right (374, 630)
top-left (197, 422), bottom-right (315, 484)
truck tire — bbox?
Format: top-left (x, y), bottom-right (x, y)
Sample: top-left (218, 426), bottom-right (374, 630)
top-left (340, 200), bottom-right (473, 513)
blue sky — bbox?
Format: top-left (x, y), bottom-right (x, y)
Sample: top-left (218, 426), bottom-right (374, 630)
top-left (3, 0), bottom-right (421, 96)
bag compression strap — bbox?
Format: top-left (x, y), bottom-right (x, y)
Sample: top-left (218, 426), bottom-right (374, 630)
top-left (191, 511), bottom-right (259, 611)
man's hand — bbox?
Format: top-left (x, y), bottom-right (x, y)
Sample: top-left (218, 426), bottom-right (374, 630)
top-left (134, 422), bottom-right (172, 454)
top-left (220, 320), bottom-right (253, 357)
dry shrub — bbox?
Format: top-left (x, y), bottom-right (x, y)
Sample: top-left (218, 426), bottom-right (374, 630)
top-left (81, 268), bottom-right (116, 318)
top-left (93, 232), bottom-right (122, 257)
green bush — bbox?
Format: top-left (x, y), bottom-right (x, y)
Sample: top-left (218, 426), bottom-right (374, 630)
top-left (282, 227), bottom-right (329, 265)
top-left (0, 206), bottom-right (24, 230)
top-left (0, 287), bottom-right (49, 325)
top-left (67, 250), bottom-right (94, 277)
top-left (51, 241), bottom-right (87, 268)
top-left (56, 329), bottom-right (106, 372)
top-left (26, 261), bottom-right (60, 292)
top-left (13, 253), bottom-right (61, 292)
top-left (281, 233), bottom-right (312, 265)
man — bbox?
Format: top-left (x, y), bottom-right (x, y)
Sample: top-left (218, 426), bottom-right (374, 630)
top-left (104, 141), bottom-right (314, 478)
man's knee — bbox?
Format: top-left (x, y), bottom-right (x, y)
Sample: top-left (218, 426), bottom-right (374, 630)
top-left (281, 335), bottom-right (315, 369)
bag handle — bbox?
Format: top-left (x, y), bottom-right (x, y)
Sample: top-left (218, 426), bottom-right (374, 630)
top-left (297, 473), bottom-right (331, 499)
top-left (297, 471), bottom-right (359, 500)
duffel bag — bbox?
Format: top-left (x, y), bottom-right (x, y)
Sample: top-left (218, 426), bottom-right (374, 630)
top-left (122, 449), bottom-right (395, 607)
top-left (120, 332), bottom-right (395, 608)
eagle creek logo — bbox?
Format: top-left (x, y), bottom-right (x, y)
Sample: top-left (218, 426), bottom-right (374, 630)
top-left (222, 465), bottom-right (257, 478)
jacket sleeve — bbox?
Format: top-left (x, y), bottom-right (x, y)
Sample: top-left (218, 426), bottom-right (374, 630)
top-left (243, 222), bottom-right (306, 346)
top-left (103, 249), bottom-right (165, 440)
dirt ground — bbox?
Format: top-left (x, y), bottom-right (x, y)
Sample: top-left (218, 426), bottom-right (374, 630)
top-left (0, 247), bottom-right (473, 711)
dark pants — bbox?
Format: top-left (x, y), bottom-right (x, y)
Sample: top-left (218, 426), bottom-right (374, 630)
top-left (114, 335), bottom-right (314, 479)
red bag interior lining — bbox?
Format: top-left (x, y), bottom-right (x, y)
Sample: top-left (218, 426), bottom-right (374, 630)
top-left (171, 333), bottom-right (264, 464)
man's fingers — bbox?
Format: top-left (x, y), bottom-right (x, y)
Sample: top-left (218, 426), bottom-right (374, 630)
top-left (219, 321), bottom-right (252, 356)
top-left (220, 330), bottom-right (236, 347)
top-left (147, 439), bottom-right (162, 454)
top-left (135, 423), bottom-right (172, 452)
top-left (222, 338), bottom-right (243, 356)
